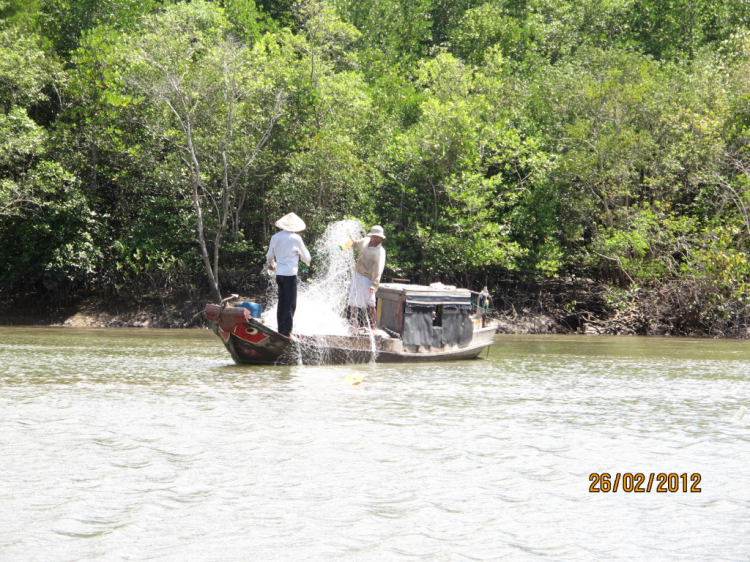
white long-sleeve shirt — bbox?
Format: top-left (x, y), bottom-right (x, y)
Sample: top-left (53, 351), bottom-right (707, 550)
top-left (266, 230), bottom-right (311, 276)
top-left (353, 236), bottom-right (386, 290)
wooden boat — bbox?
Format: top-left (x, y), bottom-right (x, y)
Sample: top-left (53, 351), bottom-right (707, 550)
top-left (205, 282), bottom-right (496, 365)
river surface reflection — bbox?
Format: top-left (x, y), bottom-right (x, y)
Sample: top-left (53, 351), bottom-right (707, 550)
top-left (1, 328), bottom-right (748, 561)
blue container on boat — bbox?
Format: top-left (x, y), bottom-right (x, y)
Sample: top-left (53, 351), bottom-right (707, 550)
top-left (237, 301), bottom-right (262, 319)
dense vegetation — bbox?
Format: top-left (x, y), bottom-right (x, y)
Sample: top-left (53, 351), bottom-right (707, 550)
top-left (2, 0), bottom-right (750, 333)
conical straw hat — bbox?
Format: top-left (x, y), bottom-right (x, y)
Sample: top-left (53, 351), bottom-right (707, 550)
top-left (275, 212), bottom-right (306, 232)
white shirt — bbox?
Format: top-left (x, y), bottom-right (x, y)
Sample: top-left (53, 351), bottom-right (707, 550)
top-left (266, 230), bottom-right (311, 276)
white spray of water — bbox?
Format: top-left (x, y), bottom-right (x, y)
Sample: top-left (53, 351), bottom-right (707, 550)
top-left (262, 219), bottom-right (365, 337)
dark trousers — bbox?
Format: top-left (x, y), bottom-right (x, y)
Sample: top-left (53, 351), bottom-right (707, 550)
top-left (276, 275), bottom-right (297, 337)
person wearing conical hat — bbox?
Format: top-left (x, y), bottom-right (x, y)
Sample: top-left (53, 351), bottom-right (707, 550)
top-left (347, 225), bottom-right (386, 332)
top-left (266, 212), bottom-right (311, 337)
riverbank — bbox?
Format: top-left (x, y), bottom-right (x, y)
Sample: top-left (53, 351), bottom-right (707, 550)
top-left (1, 278), bottom-right (748, 337)
top-left (492, 278), bottom-right (750, 338)
top-left (0, 293), bottom-right (213, 329)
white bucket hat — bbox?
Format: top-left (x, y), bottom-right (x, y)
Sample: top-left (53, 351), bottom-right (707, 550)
top-left (368, 225), bottom-right (386, 239)
top-left (275, 212), bottom-right (306, 232)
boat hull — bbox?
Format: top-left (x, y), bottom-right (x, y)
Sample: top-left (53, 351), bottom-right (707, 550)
top-left (205, 304), bottom-right (291, 365)
top-left (205, 304), bottom-right (495, 365)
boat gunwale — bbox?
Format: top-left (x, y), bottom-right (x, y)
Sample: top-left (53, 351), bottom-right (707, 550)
top-left (297, 325), bottom-right (496, 359)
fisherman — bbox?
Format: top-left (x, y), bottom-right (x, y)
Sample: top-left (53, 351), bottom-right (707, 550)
top-left (347, 225), bottom-right (386, 332)
top-left (266, 212), bottom-right (311, 338)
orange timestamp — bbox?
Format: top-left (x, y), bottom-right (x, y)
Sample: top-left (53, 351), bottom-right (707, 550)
top-left (589, 473), bottom-right (702, 493)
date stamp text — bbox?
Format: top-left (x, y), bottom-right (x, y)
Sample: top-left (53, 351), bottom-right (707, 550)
top-left (589, 473), bottom-right (702, 493)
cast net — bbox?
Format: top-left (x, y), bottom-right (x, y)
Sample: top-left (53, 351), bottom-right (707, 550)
top-left (262, 219), bottom-right (378, 364)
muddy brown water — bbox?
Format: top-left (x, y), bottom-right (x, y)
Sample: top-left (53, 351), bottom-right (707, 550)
top-left (1, 327), bottom-right (749, 561)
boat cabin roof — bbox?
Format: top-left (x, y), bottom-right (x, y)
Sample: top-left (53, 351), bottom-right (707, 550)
top-left (376, 283), bottom-right (472, 305)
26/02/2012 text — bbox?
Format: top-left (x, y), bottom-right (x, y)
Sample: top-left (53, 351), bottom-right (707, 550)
top-left (589, 473), bottom-right (701, 493)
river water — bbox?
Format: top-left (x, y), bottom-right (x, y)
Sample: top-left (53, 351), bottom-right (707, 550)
top-left (1, 327), bottom-right (748, 561)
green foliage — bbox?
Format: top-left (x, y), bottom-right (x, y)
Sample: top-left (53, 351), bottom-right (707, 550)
top-left (0, 164), bottom-right (100, 289)
top-left (520, 47), bottom-right (734, 278)
top-left (0, 0), bottom-right (41, 30)
top-left (220, 0), bottom-right (275, 44)
top-left (272, 71), bottom-right (376, 232)
top-left (625, 0), bottom-right (750, 61)
top-left (594, 205), bottom-right (697, 281)
top-left (366, 50), bottom-right (545, 280)
top-left (450, 3), bottom-right (527, 65)
top-left (0, 22), bottom-right (92, 296)
top-left (3, 0), bottom-right (750, 313)
top-left (0, 25), bottom-right (52, 110)
top-left (331, 0), bottom-right (432, 67)
top-left (92, 0), bottom-right (294, 301)
top-left (0, 25), bottom-right (66, 217)
top-left (37, 0), bottom-right (169, 55)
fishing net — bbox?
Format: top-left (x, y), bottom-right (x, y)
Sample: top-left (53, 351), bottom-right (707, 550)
top-left (262, 219), bottom-right (378, 364)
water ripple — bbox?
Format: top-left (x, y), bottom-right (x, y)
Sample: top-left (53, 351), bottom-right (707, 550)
top-left (1, 330), bottom-right (749, 560)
